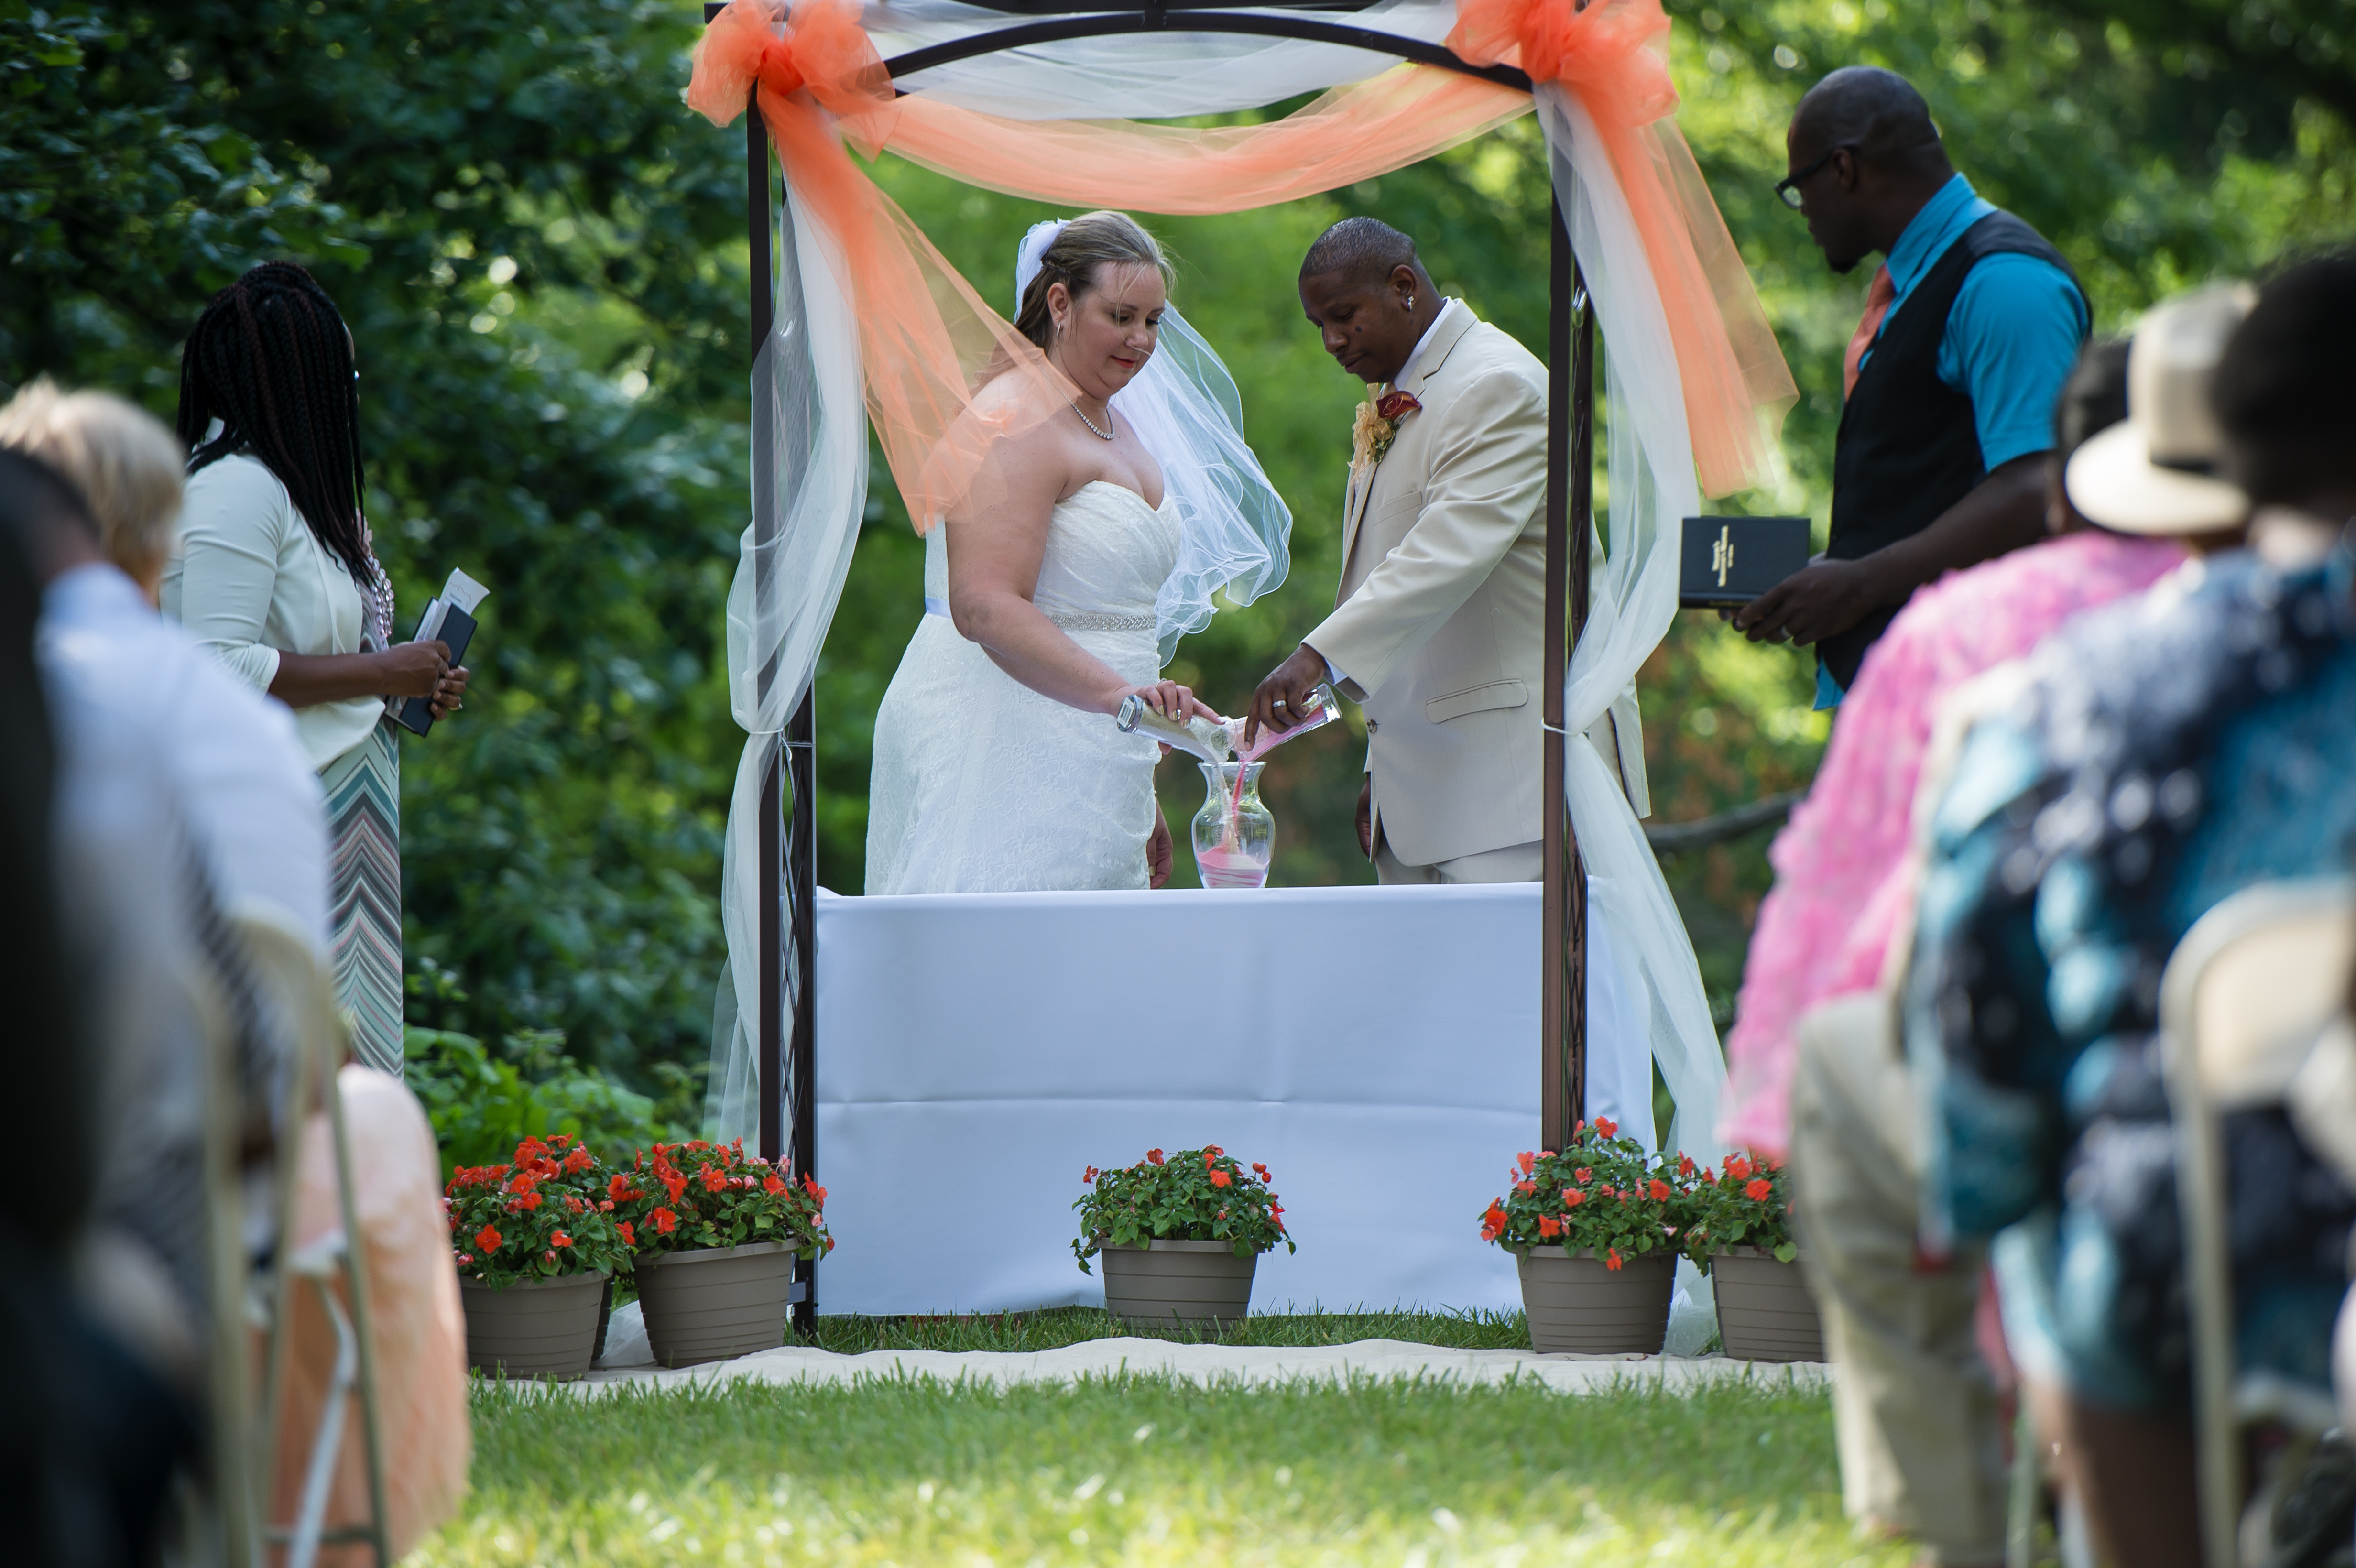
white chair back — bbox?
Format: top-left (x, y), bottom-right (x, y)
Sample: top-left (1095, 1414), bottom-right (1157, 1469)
top-left (2159, 877), bottom-right (2355, 1568)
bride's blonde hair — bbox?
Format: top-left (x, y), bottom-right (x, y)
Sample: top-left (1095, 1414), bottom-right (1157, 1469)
top-left (1013, 212), bottom-right (1175, 351)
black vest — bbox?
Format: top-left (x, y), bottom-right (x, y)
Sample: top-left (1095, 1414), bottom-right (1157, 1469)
top-left (1821, 209), bottom-right (2083, 690)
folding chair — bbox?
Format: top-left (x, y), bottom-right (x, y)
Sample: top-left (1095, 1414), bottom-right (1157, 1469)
top-left (2159, 877), bottom-right (2355, 1568)
top-left (230, 903), bottom-right (392, 1568)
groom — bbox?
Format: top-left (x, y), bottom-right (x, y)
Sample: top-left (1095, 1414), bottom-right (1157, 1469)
top-left (1251, 218), bottom-right (1636, 882)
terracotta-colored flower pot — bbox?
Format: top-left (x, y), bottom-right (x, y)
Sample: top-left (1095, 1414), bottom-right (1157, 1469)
top-left (460, 1270), bottom-right (609, 1382)
top-left (1711, 1247), bottom-right (1825, 1362)
top-left (1516, 1246), bottom-right (1675, 1354)
top-left (634, 1241), bottom-right (794, 1368)
top-left (1100, 1240), bottom-right (1257, 1330)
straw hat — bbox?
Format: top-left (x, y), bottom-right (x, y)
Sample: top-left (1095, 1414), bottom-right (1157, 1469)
top-left (2067, 282), bottom-right (2257, 535)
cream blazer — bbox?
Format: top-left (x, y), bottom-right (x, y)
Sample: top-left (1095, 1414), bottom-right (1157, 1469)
top-left (1305, 304), bottom-right (1646, 867)
top-left (161, 453), bottom-right (384, 771)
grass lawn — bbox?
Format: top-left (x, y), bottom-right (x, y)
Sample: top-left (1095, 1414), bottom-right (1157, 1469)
top-left (417, 1367), bottom-right (1900, 1567)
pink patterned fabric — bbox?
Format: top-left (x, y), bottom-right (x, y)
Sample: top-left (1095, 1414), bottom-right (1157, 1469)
top-left (1718, 530), bottom-right (2189, 1157)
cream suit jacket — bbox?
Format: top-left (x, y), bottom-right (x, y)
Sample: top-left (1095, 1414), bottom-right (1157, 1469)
top-left (1305, 304), bottom-right (1646, 867)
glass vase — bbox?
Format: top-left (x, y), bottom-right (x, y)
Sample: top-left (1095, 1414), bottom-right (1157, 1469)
top-left (1191, 761), bottom-right (1273, 889)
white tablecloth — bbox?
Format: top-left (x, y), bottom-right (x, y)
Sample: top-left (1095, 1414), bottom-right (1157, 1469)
top-left (812, 881), bottom-right (1652, 1316)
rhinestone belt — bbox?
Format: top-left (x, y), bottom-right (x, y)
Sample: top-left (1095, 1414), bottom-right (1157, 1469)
top-left (1044, 609), bottom-right (1156, 632)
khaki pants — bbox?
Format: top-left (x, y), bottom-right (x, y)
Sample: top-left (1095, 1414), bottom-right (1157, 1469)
top-left (1789, 996), bottom-right (2007, 1567)
top-left (1373, 835), bottom-right (1543, 884)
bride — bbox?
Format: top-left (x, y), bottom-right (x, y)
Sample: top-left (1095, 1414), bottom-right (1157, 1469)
top-left (866, 211), bottom-right (1288, 894)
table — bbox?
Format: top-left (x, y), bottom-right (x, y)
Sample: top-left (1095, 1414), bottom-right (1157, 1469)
top-left (812, 881), bottom-right (1651, 1316)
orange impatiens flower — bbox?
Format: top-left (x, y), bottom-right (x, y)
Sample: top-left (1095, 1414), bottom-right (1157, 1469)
top-left (474, 1224), bottom-right (502, 1252)
top-left (1145, 1149), bottom-right (1165, 1166)
top-left (1605, 1248), bottom-right (1624, 1271)
top-left (1480, 1202), bottom-right (1509, 1242)
top-left (562, 1146), bottom-right (593, 1174)
top-left (1593, 1117), bottom-right (1618, 1139)
top-left (764, 1172), bottom-right (788, 1195)
top-left (618, 1221), bottom-right (636, 1247)
top-left (1726, 1154), bottom-right (1755, 1182)
top-left (1647, 1179), bottom-right (1670, 1201)
top-left (1564, 1189), bottom-right (1586, 1209)
top-left (651, 1208), bottom-right (678, 1235)
top-left (1574, 1167), bottom-right (1592, 1184)
top-left (551, 1230), bottom-right (573, 1248)
top-left (1209, 1169), bottom-right (1231, 1188)
top-left (701, 1165), bottom-right (730, 1193)
top-left (1745, 1177), bottom-right (1774, 1202)
top-left (1516, 1151), bottom-right (1536, 1176)
top-left (1537, 1213), bottom-right (1563, 1239)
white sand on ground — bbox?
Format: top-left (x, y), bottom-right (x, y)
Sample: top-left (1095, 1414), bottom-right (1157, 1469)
top-left (572, 1335), bottom-right (1829, 1396)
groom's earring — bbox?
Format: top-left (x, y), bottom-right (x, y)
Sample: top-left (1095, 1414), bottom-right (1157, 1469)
top-left (1406, 294), bottom-right (1416, 311)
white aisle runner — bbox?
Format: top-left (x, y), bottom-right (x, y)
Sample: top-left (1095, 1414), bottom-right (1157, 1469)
top-left (812, 882), bottom-right (1650, 1317)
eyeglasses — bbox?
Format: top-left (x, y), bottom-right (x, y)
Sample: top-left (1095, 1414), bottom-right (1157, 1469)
top-left (1775, 144), bottom-right (1854, 209)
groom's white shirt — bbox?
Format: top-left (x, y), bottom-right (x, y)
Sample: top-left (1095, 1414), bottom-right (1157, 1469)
top-left (1306, 300), bottom-right (1646, 868)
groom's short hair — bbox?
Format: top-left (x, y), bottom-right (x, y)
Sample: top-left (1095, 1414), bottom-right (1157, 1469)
top-left (1301, 218), bottom-right (1428, 289)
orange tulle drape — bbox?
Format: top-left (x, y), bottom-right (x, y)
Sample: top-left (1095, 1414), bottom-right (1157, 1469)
top-left (1449, 0), bottom-right (1794, 494)
top-left (689, 0), bottom-right (1791, 520)
top-left (690, 0), bottom-right (1075, 529)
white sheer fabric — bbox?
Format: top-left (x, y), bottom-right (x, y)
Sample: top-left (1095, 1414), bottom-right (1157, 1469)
top-left (1539, 83), bottom-right (1723, 1158)
top-left (868, 0), bottom-right (1462, 120)
top-left (711, 17), bottom-right (1729, 1155)
top-left (1014, 218), bottom-right (1293, 662)
top-left (710, 188), bottom-right (868, 1142)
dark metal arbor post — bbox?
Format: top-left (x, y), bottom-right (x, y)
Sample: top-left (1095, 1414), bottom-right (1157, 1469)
top-left (731, 73), bottom-right (822, 1334)
top-left (708, 0), bottom-right (1600, 1321)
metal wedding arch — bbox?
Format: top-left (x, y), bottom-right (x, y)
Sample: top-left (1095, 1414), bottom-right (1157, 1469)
top-left (697, 0), bottom-right (1751, 1330)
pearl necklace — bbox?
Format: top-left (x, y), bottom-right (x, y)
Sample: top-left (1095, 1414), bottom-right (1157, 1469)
top-left (1067, 395), bottom-right (1115, 441)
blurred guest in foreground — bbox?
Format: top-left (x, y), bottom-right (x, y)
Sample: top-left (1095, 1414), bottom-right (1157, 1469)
top-left (166, 261), bottom-right (468, 1076)
top-left (0, 450), bottom-right (116, 1567)
top-left (1736, 65), bottom-right (2088, 708)
top-left (0, 381), bottom-right (327, 940)
top-left (1909, 252), bottom-right (2356, 1567)
top-left (1767, 289), bottom-right (2249, 1568)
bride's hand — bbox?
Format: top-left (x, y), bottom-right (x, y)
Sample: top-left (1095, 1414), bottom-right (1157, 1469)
top-left (1120, 679), bottom-right (1218, 724)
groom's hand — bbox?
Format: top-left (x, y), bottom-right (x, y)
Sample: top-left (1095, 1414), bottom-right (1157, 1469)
top-left (1247, 643), bottom-right (1330, 747)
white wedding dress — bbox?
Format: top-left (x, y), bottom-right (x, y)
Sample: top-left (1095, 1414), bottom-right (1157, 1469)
top-left (866, 480), bottom-right (1183, 894)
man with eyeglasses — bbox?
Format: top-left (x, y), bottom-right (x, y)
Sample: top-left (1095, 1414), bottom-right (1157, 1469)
top-left (1736, 65), bottom-right (2087, 714)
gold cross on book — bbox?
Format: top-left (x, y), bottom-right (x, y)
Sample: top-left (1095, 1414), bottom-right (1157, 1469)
top-left (1712, 524), bottom-right (1734, 588)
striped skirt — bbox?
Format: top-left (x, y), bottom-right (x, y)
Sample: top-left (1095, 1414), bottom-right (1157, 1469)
top-left (320, 720), bottom-right (403, 1075)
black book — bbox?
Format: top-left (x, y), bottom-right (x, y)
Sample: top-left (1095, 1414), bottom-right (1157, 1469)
top-left (392, 568), bottom-right (489, 737)
top-left (1678, 515), bottom-right (1812, 608)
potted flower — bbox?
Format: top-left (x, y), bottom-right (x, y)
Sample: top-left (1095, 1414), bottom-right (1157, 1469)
top-left (1683, 1152), bottom-right (1823, 1362)
top-left (1073, 1145), bottom-right (1293, 1330)
top-left (619, 1140), bottom-right (832, 1368)
top-left (1478, 1118), bottom-right (1684, 1354)
top-left (446, 1134), bottom-right (635, 1381)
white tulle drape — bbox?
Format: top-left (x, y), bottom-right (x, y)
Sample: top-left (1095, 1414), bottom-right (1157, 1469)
top-left (1538, 83), bottom-right (1723, 1159)
top-left (866, 0), bottom-right (1462, 120)
top-left (709, 187), bottom-right (868, 1144)
top-left (709, 11), bottom-right (1728, 1159)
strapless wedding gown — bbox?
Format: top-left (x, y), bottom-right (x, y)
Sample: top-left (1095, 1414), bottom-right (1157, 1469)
top-left (866, 481), bottom-right (1183, 894)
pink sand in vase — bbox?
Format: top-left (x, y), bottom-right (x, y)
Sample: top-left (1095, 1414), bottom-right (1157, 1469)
top-left (1194, 844), bottom-right (1270, 890)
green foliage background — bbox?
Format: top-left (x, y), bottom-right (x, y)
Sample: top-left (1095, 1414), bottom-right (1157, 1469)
top-left (5, 0), bottom-right (2348, 1104)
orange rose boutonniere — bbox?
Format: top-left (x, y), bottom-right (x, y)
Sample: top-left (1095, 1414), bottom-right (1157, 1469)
top-left (1350, 388), bottom-right (1423, 476)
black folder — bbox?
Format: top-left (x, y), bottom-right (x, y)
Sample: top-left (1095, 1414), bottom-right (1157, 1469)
top-left (1678, 515), bottom-right (1812, 608)
top-left (394, 603), bottom-right (475, 737)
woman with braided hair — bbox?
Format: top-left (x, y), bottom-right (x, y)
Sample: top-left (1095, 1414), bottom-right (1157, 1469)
top-left (163, 261), bottom-right (466, 1076)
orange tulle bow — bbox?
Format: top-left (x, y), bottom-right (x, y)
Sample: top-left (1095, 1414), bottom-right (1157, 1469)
top-left (1448, 0), bottom-right (1678, 131)
top-left (1452, 0), bottom-right (1793, 495)
top-left (687, 0), bottom-right (896, 151)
